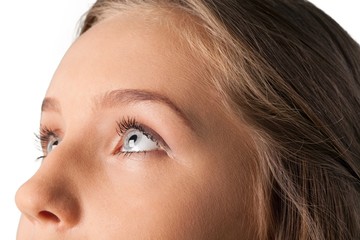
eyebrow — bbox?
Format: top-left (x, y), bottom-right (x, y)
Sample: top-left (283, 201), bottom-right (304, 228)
top-left (41, 97), bottom-right (61, 113)
top-left (41, 89), bottom-right (193, 130)
top-left (98, 89), bottom-right (193, 129)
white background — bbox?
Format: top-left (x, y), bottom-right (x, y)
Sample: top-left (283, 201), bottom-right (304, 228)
top-left (0, 0), bottom-right (359, 238)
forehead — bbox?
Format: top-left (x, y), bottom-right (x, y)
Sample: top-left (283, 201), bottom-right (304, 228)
top-left (50, 12), bottom-right (193, 88)
top-left (45, 11), bottom-right (222, 130)
top-left (50, 11), bottom-right (212, 92)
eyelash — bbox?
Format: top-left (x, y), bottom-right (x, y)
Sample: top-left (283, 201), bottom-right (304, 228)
top-left (35, 126), bottom-right (59, 160)
top-left (35, 117), bottom-right (163, 160)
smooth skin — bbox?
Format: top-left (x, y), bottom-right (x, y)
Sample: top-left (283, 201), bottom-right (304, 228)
top-left (16, 11), bottom-right (258, 239)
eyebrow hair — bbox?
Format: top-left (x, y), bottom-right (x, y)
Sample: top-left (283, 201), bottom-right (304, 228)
top-left (98, 89), bottom-right (193, 129)
top-left (41, 89), bottom-right (193, 130)
top-left (41, 97), bottom-right (61, 113)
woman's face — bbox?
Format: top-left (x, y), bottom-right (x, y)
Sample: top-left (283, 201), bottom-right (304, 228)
top-left (16, 12), bottom-right (257, 239)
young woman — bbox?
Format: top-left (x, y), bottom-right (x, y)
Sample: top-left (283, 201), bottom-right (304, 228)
top-left (15, 0), bottom-right (360, 239)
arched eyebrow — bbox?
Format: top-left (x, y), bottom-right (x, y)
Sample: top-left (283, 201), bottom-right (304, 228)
top-left (97, 89), bottom-right (193, 130)
top-left (41, 97), bottom-right (61, 113)
top-left (41, 89), bottom-right (193, 130)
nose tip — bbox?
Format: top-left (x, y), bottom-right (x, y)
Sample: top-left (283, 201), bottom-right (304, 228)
top-left (15, 176), bottom-right (81, 228)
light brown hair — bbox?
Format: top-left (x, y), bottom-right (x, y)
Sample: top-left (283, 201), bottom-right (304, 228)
top-left (79, 0), bottom-right (360, 239)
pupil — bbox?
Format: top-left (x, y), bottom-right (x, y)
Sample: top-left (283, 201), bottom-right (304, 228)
top-left (129, 135), bottom-right (138, 142)
top-left (128, 134), bottom-right (138, 148)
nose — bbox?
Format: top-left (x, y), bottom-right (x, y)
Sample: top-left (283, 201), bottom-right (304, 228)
top-left (15, 164), bottom-right (81, 229)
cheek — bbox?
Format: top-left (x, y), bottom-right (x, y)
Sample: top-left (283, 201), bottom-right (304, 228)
top-left (178, 122), bottom-right (259, 238)
top-left (80, 158), bottom-right (241, 239)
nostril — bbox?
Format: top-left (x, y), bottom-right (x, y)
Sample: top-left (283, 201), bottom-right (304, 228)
top-left (38, 211), bottom-right (60, 223)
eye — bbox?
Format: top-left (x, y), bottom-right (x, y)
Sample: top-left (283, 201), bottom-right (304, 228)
top-left (36, 127), bottom-right (62, 159)
top-left (115, 117), bottom-right (169, 156)
top-left (46, 135), bottom-right (61, 154)
top-left (121, 129), bottom-right (159, 153)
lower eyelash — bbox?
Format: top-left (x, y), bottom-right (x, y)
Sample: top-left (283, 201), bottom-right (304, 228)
top-left (117, 151), bottom-right (148, 157)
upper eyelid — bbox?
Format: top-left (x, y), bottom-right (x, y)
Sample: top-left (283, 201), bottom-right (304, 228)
top-left (39, 127), bottom-right (60, 139)
top-left (139, 124), bottom-right (167, 147)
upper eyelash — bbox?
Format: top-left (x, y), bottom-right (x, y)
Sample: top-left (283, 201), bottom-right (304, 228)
top-left (35, 126), bottom-right (58, 155)
top-left (116, 117), bottom-right (157, 142)
top-left (116, 117), bottom-right (143, 135)
top-left (35, 117), bottom-right (165, 159)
